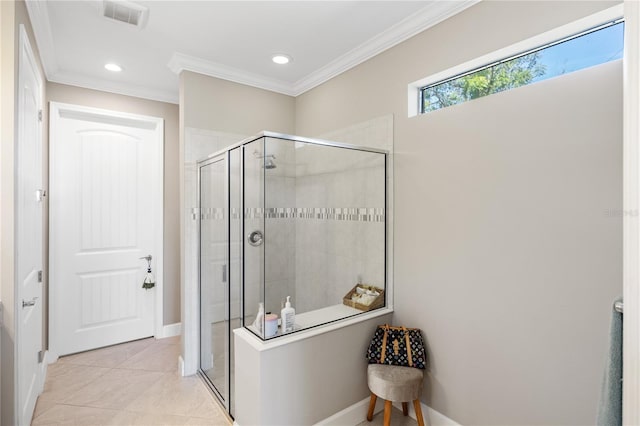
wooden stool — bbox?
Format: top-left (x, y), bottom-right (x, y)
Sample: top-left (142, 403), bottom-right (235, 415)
top-left (366, 364), bottom-right (425, 426)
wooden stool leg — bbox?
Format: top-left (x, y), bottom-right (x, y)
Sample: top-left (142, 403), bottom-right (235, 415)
top-left (366, 393), bottom-right (377, 421)
top-left (402, 402), bottom-right (409, 416)
top-left (413, 399), bottom-right (425, 426)
top-left (383, 400), bottom-right (392, 426)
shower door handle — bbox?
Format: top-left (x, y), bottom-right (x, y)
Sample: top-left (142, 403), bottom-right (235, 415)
top-left (248, 230), bottom-right (263, 247)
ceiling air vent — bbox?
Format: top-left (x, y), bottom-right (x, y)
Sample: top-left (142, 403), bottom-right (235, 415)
top-left (102, 0), bottom-right (148, 28)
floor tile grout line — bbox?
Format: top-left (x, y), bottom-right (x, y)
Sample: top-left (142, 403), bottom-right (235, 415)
top-left (31, 402), bottom-right (57, 421)
top-left (42, 375), bottom-right (171, 419)
top-left (41, 404), bottom-right (219, 424)
top-left (34, 337), bottom-right (227, 426)
top-left (53, 366), bottom-right (115, 406)
top-left (31, 402), bottom-right (124, 425)
top-left (56, 344), bottom-right (164, 370)
top-left (56, 350), bottom-right (148, 368)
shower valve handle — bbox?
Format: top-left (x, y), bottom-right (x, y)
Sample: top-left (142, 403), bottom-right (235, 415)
top-left (248, 230), bottom-right (263, 247)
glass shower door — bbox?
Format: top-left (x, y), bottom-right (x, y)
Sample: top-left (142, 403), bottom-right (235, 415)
top-left (199, 155), bottom-right (229, 408)
top-left (242, 138), bottom-right (266, 337)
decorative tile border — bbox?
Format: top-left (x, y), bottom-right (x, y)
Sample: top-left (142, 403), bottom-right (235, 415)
top-left (246, 207), bottom-right (385, 222)
top-left (198, 207), bottom-right (385, 223)
top-left (199, 207), bottom-right (225, 220)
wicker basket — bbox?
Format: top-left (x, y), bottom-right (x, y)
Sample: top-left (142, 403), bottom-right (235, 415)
top-left (343, 284), bottom-right (385, 312)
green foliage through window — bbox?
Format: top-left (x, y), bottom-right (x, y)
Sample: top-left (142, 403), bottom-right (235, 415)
top-left (420, 21), bottom-right (624, 114)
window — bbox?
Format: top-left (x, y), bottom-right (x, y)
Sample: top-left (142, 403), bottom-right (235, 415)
top-left (419, 20), bottom-right (624, 114)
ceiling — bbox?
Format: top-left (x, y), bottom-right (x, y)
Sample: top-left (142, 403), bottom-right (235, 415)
top-left (26, 1), bottom-right (475, 104)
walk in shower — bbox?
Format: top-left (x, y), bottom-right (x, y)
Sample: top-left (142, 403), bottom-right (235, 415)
top-left (198, 132), bottom-right (388, 416)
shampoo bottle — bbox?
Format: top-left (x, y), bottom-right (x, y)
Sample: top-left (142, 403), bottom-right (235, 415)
top-left (280, 296), bottom-right (295, 333)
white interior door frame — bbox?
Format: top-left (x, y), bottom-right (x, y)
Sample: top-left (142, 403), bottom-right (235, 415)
top-left (48, 102), bottom-right (164, 357)
top-left (623, 2), bottom-right (640, 424)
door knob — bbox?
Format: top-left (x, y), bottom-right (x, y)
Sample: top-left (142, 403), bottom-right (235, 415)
top-left (140, 255), bottom-right (155, 289)
top-left (22, 297), bottom-right (38, 308)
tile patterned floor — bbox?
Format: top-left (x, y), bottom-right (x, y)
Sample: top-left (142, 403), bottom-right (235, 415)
top-left (32, 336), bottom-right (232, 426)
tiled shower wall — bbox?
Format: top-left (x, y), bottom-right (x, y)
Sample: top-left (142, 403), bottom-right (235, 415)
top-left (294, 115), bottom-right (393, 313)
top-left (294, 161), bottom-right (386, 313)
top-left (187, 116), bottom-right (392, 326)
top-left (262, 139), bottom-right (297, 316)
top-left (242, 138), bottom-right (297, 321)
top-left (185, 128), bottom-right (246, 323)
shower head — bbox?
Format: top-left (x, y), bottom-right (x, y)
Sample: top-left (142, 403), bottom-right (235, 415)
top-left (253, 151), bottom-right (277, 169)
top-left (264, 157), bottom-right (277, 170)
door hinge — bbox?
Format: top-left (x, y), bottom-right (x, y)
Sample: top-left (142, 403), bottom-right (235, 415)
top-left (38, 350), bottom-right (44, 364)
top-left (37, 270), bottom-right (42, 283)
top-left (36, 189), bottom-right (46, 202)
top-left (222, 264), bottom-right (227, 283)
top-left (38, 109), bottom-right (43, 122)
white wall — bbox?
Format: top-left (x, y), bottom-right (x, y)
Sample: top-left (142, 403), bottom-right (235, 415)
top-left (295, 1), bottom-right (623, 424)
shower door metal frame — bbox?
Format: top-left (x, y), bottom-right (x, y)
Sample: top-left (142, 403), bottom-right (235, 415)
top-left (198, 132), bottom-right (388, 162)
top-left (197, 132), bottom-right (391, 336)
top-left (197, 152), bottom-right (231, 414)
top-left (193, 131), bottom-right (391, 408)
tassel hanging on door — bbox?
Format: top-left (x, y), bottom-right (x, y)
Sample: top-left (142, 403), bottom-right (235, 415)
top-left (140, 255), bottom-right (155, 289)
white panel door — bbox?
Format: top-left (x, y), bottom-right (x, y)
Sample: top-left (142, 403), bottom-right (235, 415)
top-left (16, 25), bottom-right (45, 426)
top-left (50, 103), bottom-right (163, 357)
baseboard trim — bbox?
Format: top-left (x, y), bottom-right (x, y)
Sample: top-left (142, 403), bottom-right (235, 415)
top-left (314, 396), bottom-right (460, 426)
top-left (160, 322), bottom-right (181, 338)
top-left (391, 400), bottom-right (461, 426)
top-left (314, 396), bottom-right (384, 425)
top-left (44, 350), bottom-right (58, 364)
top-left (41, 350), bottom-right (51, 365)
top-left (178, 355), bottom-right (185, 377)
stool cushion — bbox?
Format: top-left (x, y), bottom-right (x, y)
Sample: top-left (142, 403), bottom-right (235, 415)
top-left (367, 364), bottom-right (424, 402)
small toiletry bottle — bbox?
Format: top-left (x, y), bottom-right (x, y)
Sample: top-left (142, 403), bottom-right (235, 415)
top-left (253, 302), bottom-right (265, 333)
top-left (280, 296), bottom-right (295, 333)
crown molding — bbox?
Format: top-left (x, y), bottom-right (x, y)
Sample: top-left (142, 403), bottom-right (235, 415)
top-left (25, 0), bottom-right (58, 78)
top-left (168, 52), bottom-right (296, 96)
top-left (292, 0), bottom-right (480, 95)
top-left (168, 1), bottom-right (478, 97)
top-left (26, 0), bottom-right (177, 104)
top-left (49, 71), bottom-right (179, 104)
top-left (29, 0), bottom-right (477, 102)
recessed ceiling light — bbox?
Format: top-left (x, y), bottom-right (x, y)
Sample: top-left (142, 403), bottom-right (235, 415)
top-left (104, 63), bottom-right (123, 72)
top-left (272, 54), bottom-right (291, 65)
